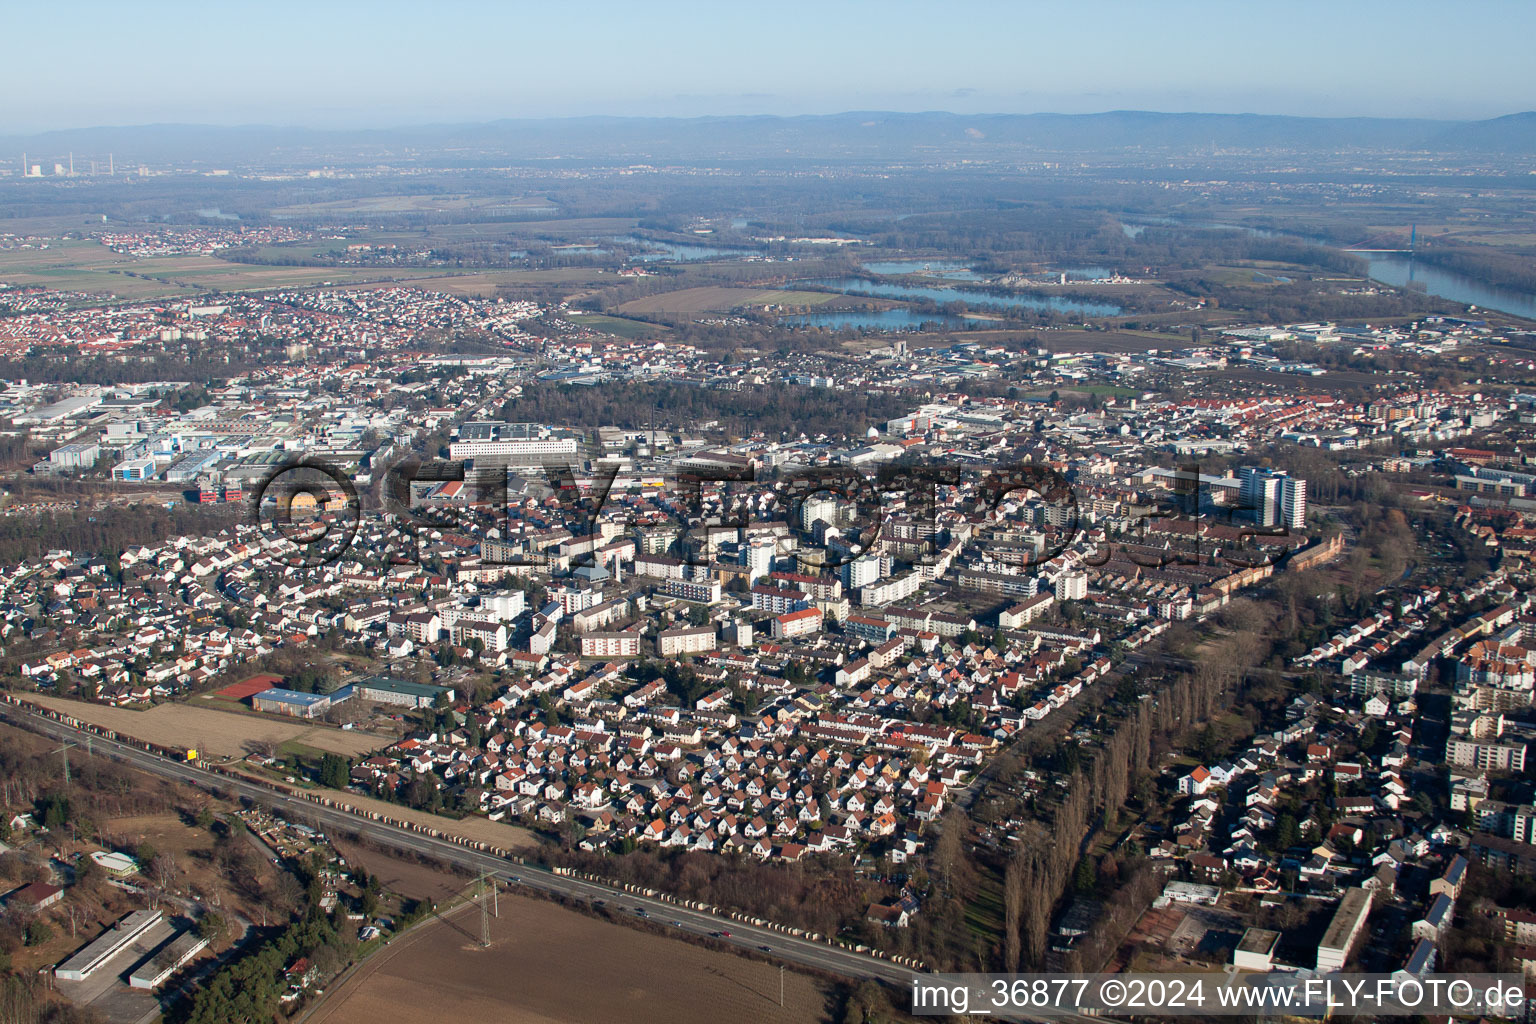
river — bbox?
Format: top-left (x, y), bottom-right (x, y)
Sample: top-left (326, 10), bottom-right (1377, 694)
top-left (1120, 216), bottom-right (1536, 321)
top-left (1358, 254), bottom-right (1536, 322)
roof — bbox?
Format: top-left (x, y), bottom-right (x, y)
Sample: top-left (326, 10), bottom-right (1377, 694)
top-left (6, 881), bottom-right (62, 905)
top-left (1320, 888), bottom-right (1373, 952)
top-left (355, 676), bottom-right (451, 699)
top-left (1237, 927), bottom-right (1280, 955)
top-left (253, 687), bottom-right (330, 707)
top-left (777, 609), bottom-right (821, 623)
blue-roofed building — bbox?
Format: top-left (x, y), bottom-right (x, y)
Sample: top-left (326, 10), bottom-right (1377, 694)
top-left (251, 688), bottom-right (333, 719)
top-left (1395, 937), bottom-right (1437, 979)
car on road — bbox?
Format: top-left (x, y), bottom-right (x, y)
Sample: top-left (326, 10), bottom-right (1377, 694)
top-left (510, 875), bottom-right (521, 882)
top-left (759, 945), bottom-right (773, 952)
top-left (635, 908), bottom-right (648, 916)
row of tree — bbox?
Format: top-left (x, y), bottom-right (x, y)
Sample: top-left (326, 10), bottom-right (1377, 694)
top-left (997, 630), bottom-right (1266, 972)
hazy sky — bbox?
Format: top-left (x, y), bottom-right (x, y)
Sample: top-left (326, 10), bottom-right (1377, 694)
top-left (7, 0), bottom-right (1534, 132)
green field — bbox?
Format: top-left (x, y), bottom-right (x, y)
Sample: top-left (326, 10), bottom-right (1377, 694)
top-left (618, 285), bottom-right (842, 315)
top-left (0, 238), bottom-right (500, 300)
top-left (564, 312), bottom-right (668, 338)
top-left (268, 193), bottom-right (559, 218)
top-left (1047, 384), bottom-right (1143, 398)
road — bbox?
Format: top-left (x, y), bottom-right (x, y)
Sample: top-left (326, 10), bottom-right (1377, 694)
top-left (9, 706), bottom-right (1145, 1024)
top-left (3, 707), bottom-right (921, 990)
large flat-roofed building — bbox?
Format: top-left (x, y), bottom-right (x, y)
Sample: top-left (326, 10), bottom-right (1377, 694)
top-left (658, 626), bottom-right (716, 658)
top-left (16, 393), bottom-right (104, 425)
top-left (353, 676), bottom-right (454, 708)
top-left (129, 931), bottom-right (208, 990)
top-left (112, 457), bottom-right (157, 482)
top-left (581, 632), bottom-right (641, 659)
top-left (1316, 887), bottom-right (1373, 972)
top-left (662, 577), bottom-right (722, 604)
top-left (165, 449), bottom-right (223, 483)
top-left (56, 909), bottom-right (163, 981)
top-left (250, 688), bottom-right (334, 718)
top-left (448, 421), bottom-right (578, 464)
top-left (49, 442), bottom-right (101, 471)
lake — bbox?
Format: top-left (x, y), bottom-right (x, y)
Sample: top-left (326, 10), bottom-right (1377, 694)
top-left (781, 309), bottom-right (987, 331)
top-left (612, 236), bottom-right (756, 262)
top-left (800, 277), bottom-right (1122, 316)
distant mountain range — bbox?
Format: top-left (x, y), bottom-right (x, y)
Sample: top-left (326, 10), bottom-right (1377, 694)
top-left (5, 110), bottom-right (1536, 166)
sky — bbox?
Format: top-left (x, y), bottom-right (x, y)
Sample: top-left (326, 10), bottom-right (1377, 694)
top-left (6, 0), bottom-right (1535, 133)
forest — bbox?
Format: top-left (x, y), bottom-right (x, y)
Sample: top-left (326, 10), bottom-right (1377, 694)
top-left (498, 380), bottom-right (914, 439)
top-left (0, 501), bottom-right (238, 566)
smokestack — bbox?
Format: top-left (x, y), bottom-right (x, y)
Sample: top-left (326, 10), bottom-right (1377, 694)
top-left (109, 153), bottom-right (114, 175)
top-left (69, 152), bottom-right (74, 175)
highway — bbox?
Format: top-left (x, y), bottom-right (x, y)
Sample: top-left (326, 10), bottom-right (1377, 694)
top-left (4, 707), bottom-right (922, 991)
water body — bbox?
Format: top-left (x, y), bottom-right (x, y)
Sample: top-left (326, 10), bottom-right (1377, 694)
top-left (1361, 254), bottom-right (1536, 321)
top-left (801, 277), bottom-right (1122, 317)
top-left (865, 262), bottom-right (1115, 283)
top-left (1122, 214), bottom-right (1536, 320)
top-left (612, 235), bottom-right (755, 262)
top-left (781, 308), bottom-right (987, 331)
top-left (196, 207), bottom-right (239, 221)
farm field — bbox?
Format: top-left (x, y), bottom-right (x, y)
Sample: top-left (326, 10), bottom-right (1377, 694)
top-left (0, 238), bottom-right (477, 299)
top-left (21, 693), bottom-right (386, 758)
top-left (617, 285), bottom-right (841, 314)
top-left (268, 194), bottom-right (559, 218)
top-left (310, 853), bottom-right (835, 1024)
top-left (564, 312), bottom-right (668, 338)
top-left (344, 267), bottom-right (613, 297)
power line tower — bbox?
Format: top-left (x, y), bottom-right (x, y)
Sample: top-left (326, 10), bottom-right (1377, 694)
top-left (51, 742), bottom-right (76, 785)
top-left (478, 870), bottom-right (493, 948)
